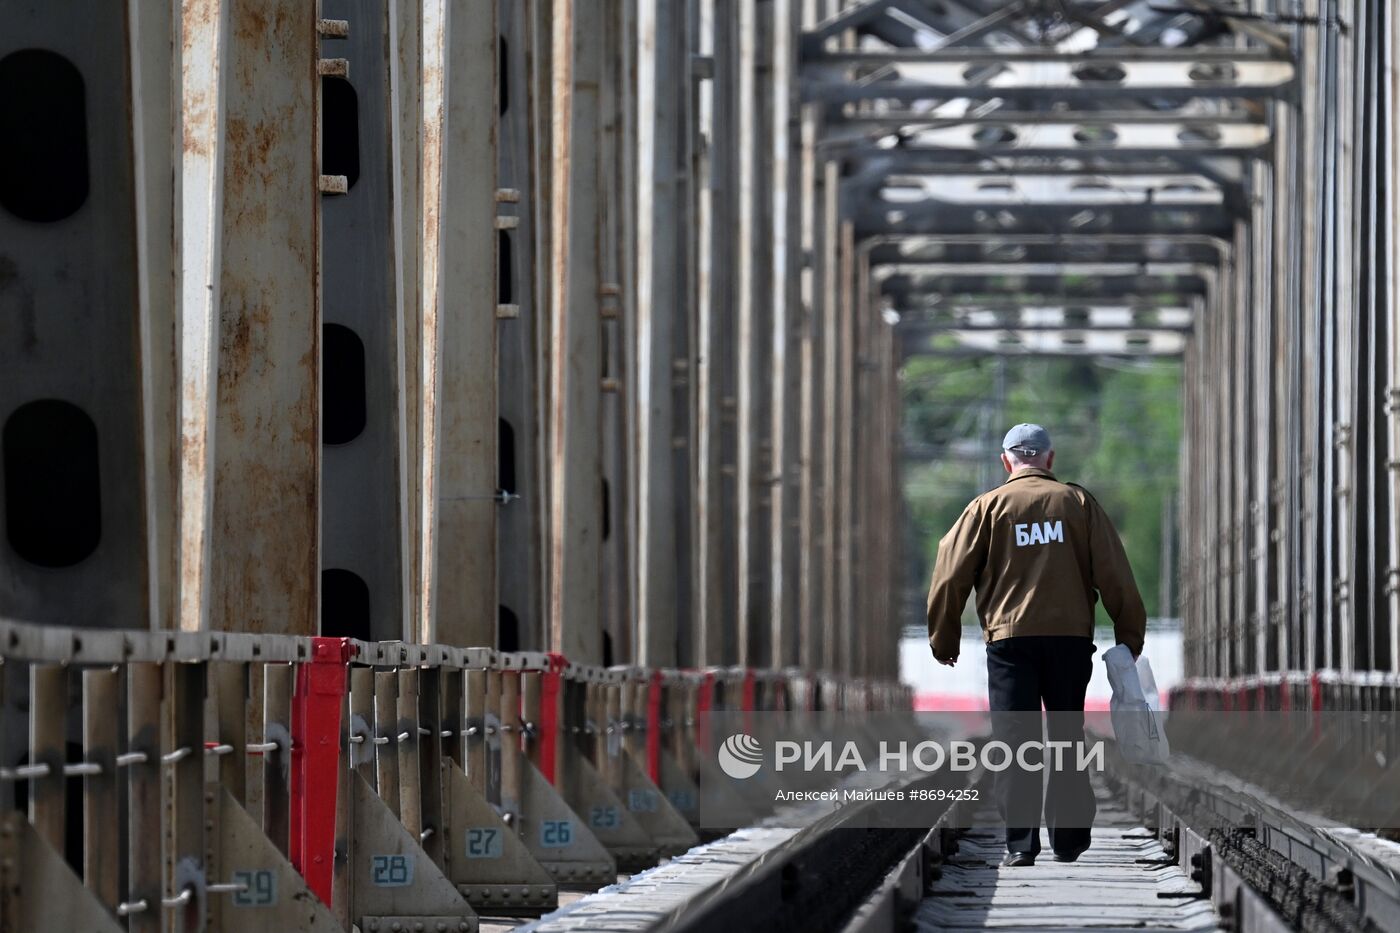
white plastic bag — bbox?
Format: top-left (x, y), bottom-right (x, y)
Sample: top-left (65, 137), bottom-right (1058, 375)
top-left (1104, 644), bottom-right (1170, 765)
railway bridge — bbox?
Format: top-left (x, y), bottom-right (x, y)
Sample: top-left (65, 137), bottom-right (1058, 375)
top-left (1, 1), bottom-right (1398, 931)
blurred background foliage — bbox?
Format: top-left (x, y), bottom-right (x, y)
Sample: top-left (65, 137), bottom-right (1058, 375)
top-left (901, 353), bottom-right (1182, 633)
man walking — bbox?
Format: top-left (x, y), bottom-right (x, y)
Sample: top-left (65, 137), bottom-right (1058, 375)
top-left (925, 424), bottom-right (1146, 867)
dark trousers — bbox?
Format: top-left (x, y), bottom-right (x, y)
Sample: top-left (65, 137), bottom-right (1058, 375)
top-left (986, 635), bottom-right (1097, 856)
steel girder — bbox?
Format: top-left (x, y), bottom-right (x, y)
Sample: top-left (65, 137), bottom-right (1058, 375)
top-left (903, 322), bottom-right (1191, 334)
top-left (859, 202), bottom-right (1235, 237)
top-left (865, 234), bottom-right (1229, 265)
top-left (805, 46), bottom-right (1290, 64)
top-left (804, 0), bottom-right (1269, 363)
top-left (875, 260), bottom-right (1212, 279)
top-left (889, 276), bottom-right (1207, 297)
top-left (802, 73), bottom-right (1293, 105)
top-left (898, 294), bottom-right (1205, 317)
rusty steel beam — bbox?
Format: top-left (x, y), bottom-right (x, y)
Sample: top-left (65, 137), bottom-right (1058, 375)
top-left (735, 0), bottom-right (759, 667)
top-left (768, 0), bottom-right (795, 668)
top-left (174, 1), bottom-right (231, 633)
top-left (693, 0), bottom-right (723, 668)
top-left (635, 0), bottom-right (682, 668)
top-left (795, 0), bottom-right (823, 674)
top-left (209, 0), bottom-right (320, 635)
top-left (819, 159), bottom-right (841, 674)
top-left (394, 0), bottom-right (425, 644)
top-left (425, 0), bottom-right (500, 648)
top-left (545, 0), bottom-right (577, 657)
top-left (129, 0), bottom-right (179, 633)
top-left (555, 0), bottom-right (604, 665)
top-left (835, 218), bottom-right (856, 674)
top-left (599, 0), bottom-right (634, 664)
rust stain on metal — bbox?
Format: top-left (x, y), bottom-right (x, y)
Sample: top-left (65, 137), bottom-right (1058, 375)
top-left (179, 0), bottom-right (222, 157)
top-left (415, 0), bottom-right (449, 645)
top-left (207, 0), bottom-right (319, 636)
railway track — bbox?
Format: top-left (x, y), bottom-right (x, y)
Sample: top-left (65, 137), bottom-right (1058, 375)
top-left (508, 735), bottom-right (1400, 932)
top-left (1108, 752), bottom-right (1400, 933)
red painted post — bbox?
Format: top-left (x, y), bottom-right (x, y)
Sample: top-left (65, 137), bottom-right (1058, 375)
top-left (538, 653), bottom-right (568, 784)
top-left (289, 637), bottom-right (354, 906)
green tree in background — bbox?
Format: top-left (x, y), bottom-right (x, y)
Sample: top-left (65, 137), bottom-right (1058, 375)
top-left (902, 353), bottom-right (1182, 631)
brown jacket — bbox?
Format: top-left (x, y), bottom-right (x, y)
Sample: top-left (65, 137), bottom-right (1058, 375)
top-left (926, 468), bottom-right (1146, 661)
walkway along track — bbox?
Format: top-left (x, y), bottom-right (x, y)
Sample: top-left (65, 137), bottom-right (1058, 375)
top-left (911, 787), bottom-right (1220, 933)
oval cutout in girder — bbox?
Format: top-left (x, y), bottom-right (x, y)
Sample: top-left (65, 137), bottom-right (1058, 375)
top-left (323, 323), bottom-right (367, 445)
top-left (1073, 125), bottom-right (1120, 146)
top-left (499, 605), bottom-right (520, 651)
top-left (499, 229), bottom-right (514, 304)
top-left (1072, 62), bottom-right (1127, 84)
top-left (972, 125), bottom-right (1017, 145)
top-left (0, 49), bottom-right (90, 222)
top-left (321, 569), bottom-right (371, 641)
top-left (499, 36), bottom-right (510, 115)
top-left (321, 76), bottom-right (360, 190)
top-left (499, 417), bottom-right (517, 495)
top-left (1160, 182), bottom-right (1208, 194)
top-left (4, 399), bottom-right (102, 567)
top-left (601, 477), bottom-right (611, 541)
top-left (1179, 124), bottom-right (1223, 145)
